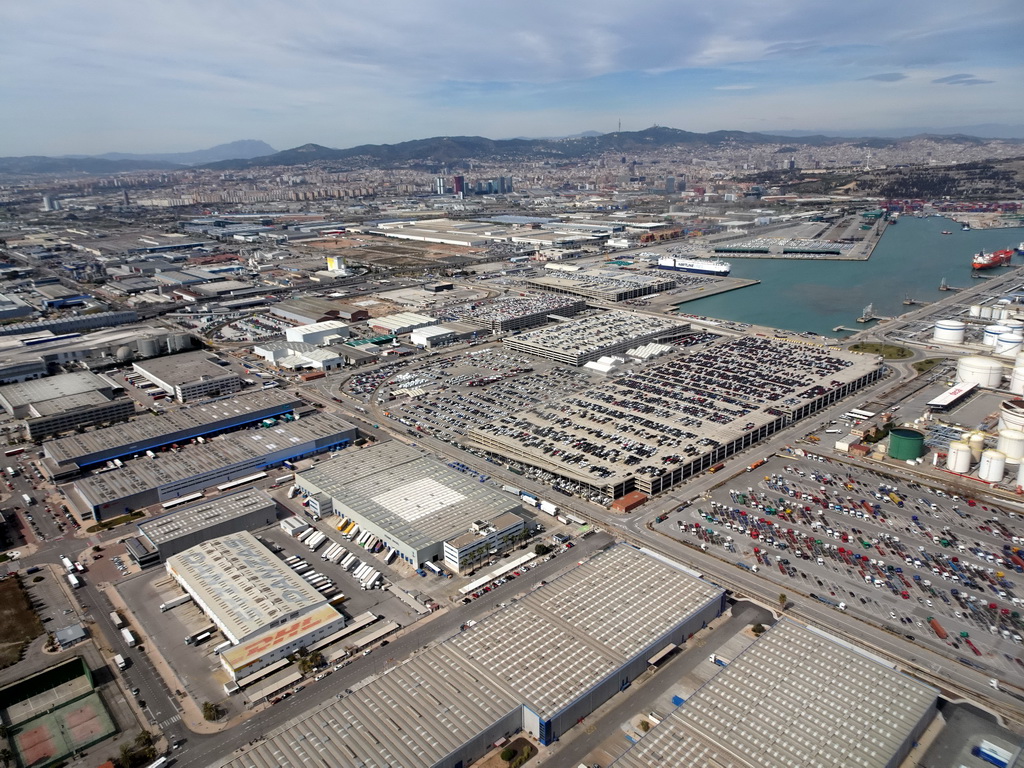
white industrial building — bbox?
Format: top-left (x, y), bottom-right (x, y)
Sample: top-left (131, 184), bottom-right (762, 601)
top-left (294, 441), bottom-right (526, 567)
top-left (284, 320), bottom-right (349, 346)
top-left (611, 620), bottom-right (938, 768)
top-left (252, 341), bottom-right (344, 372)
top-left (133, 350), bottom-right (241, 402)
top-left (369, 312), bottom-right (436, 336)
top-left (212, 544), bottom-right (726, 768)
top-left (166, 530), bottom-right (346, 681)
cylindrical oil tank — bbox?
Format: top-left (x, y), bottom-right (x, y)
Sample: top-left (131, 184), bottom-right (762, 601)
top-left (984, 325), bottom-right (1011, 346)
top-left (933, 320), bottom-right (966, 344)
top-left (946, 441), bottom-right (972, 473)
top-left (998, 429), bottom-right (1024, 464)
top-left (888, 428), bottom-right (926, 461)
top-left (1000, 400), bottom-right (1024, 432)
top-left (173, 333), bottom-right (192, 351)
top-left (1017, 461), bottom-right (1024, 489)
top-left (970, 304), bottom-right (983, 318)
top-left (979, 449), bottom-right (1007, 483)
top-left (1005, 319), bottom-right (1024, 333)
top-left (968, 431), bottom-right (987, 461)
top-left (956, 355), bottom-right (1005, 387)
top-left (997, 333), bottom-right (1024, 357)
top-left (1011, 367), bottom-right (1024, 396)
top-left (137, 337), bottom-right (159, 358)
top-left (980, 306), bottom-right (994, 320)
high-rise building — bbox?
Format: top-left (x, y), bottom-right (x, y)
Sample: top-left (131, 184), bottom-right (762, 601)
top-left (665, 177), bottom-right (675, 195)
top-left (452, 175), bottom-right (465, 195)
top-left (435, 177), bottom-right (446, 195)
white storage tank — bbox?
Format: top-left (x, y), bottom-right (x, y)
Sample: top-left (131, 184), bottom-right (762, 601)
top-left (998, 429), bottom-right (1024, 464)
top-left (969, 304), bottom-right (983, 318)
top-left (1018, 461), bottom-right (1024, 490)
top-left (1011, 367), bottom-right (1024, 396)
top-left (956, 355), bottom-right (1005, 388)
top-left (984, 325), bottom-right (1011, 346)
top-left (968, 431), bottom-right (987, 461)
top-left (980, 306), bottom-right (994, 320)
top-left (946, 441), bottom-right (973, 473)
top-left (933, 319), bottom-right (966, 344)
top-left (1005, 319), bottom-right (1024, 333)
top-left (979, 449), bottom-right (1007, 483)
top-left (1000, 399), bottom-right (1024, 431)
top-left (997, 333), bottom-right (1024, 357)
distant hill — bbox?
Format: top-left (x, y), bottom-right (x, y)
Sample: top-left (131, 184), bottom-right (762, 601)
top-left (86, 139), bottom-right (277, 165)
top-left (0, 140), bottom-right (277, 175)
top-left (203, 128), bottom-right (855, 170)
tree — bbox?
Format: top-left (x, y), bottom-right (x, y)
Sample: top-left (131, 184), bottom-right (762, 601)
top-left (500, 747), bottom-right (516, 762)
top-left (778, 593), bottom-right (787, 610)
top-left (639, 720), bottom-right (651, 732)
top-left (534, 543), bottom-right (552, 556)
top-left (0, 748), bottom-right (12, 768)
top-left (202, 701), bottom-right (222, 722)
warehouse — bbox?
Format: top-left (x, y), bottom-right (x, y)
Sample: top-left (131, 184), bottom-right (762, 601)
top-left (132, 350), bottom-right (241, 402)
top-left (294, 441), bottom-right (526, 567)
top-left (42, 389), bottom-right (302, 476)
top-left (368, 312), bottom-right (436, 336)
top-left (503, 309), bottom-right (691, 366)
top-left (125, 489), bottom-right (278, 567)
top-left (66, 412), bottom-right (356, 520)
top-left (0, 370), bottom-right (136, 440)
top-left (284, 320), bottom-right (350, 346)
top-left (166, 531), bottom-right (344, 674)
top-left (525, 268), bottom-right (676, 303)
top-left (611, 620), bottom-right (938, 768)
top-left (470, 335), bottom-right (882, 498)
top-left (252, 341), bottom-right (344, 372)
top-left (211, 544), bottom-right (725, 768)
top-left (408, 322), bottom-right (489, 349)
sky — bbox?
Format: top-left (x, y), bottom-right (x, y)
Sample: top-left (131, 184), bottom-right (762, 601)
top-left (2, 0), bottom-right (1023, 156)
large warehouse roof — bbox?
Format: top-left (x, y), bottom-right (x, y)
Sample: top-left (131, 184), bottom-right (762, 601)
top-left (133, 350), bottom-right (236, 386)
top-left (610, 620), bottom-right (938, 768)
top-left (44, 389), bottom-right (301, 468)
top-left (0, 371), bottom-right (110, 414)
top-left (166, 530), bottom-right (325, 644)
top-left (297, 442), bottom-right (523, 552)
top-left (212, 544), bottom-right (724, 768)
top-left (138, 489), bottom-right (275, 548)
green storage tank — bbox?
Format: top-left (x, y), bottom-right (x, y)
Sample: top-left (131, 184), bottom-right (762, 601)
top-left (888, 428), bottom-right (926, 460)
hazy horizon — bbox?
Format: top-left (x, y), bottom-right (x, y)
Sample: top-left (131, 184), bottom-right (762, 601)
top-left (3, 0), bottom-right (1022, 156)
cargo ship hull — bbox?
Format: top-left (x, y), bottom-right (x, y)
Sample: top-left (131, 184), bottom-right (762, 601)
top-left (657, 256), bottom-right (731, 277)
top-left (972, 249), bottom-right (1014, 270)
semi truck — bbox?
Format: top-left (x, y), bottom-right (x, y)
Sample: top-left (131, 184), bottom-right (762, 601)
top-left (110, 611), bottom-right (125, 629)
top-left (159, 594), bottom-right (192, 612)
top-left (121, 628), bottom-right (136, 647)
top-left (929, 617), bottom-right (948, 640)
top-left (185, 626), bottom-right (215, 645)
top-left (340, 553), bottom-right (357, 570)
top-left (709, 654), bottom-right (729, 667)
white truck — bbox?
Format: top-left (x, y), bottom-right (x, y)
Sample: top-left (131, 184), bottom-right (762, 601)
top-left (114, 654), bottom-right (127, 670)
top-left (121, 628), bottom-right (136, 647)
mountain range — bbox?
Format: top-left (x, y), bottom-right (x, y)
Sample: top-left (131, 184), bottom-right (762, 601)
top-left (3, 128), bottom-right (1022, 176)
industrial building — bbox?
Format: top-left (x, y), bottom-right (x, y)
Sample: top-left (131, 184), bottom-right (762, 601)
top-left (42, 389), bottom-right (302, 476)
top-left (166, 531), bottom-right (344, 674)
top-left (408, 322), bottom-right (489, 349)
top-left (284, 319), bottom-right (349, 345)
top-left (442, 512), bottom-right (525, 573)
top-left (444, 294), bottom-right (588, 333)
top-left (502, 309), bottom-right (691, 366)
top-left (251, 341), bottom-right (344, 372)
top-left (132, 350), bottom-right (242, 402)
top-left (611, 620), bottom-right (938, 768)
top-left (525, 268), bottom-right (677, 303)
top-left (368, 312), bottom-right (436, 336)
top-left (471, 335), bottom-right (882, 498)
top-left (0, 370), bottom-right (136, 440)
top-left (269, 297), bottom-right (370, 325)
top-left (125, 489), bottom-right (278, 567)
top-left (66, 412), bottom-right (356, 519)
top-left (212, 544), bottom-right (725, 768)
top-left (0, 310), bottom-right (140, 338)
top-left (294, 441), bottom-right (526, 567)
top-left (0, 324), bottom-right (195, 384)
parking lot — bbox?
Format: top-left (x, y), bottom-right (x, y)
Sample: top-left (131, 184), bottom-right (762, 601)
top-left (657, 451), bottom-right (1024, 685)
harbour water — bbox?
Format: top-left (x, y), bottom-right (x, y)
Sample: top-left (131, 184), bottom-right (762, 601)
top-left (679, 217), bottom-right (1024, 336)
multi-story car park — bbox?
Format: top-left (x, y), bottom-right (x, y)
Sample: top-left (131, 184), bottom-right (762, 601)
top-left (441, 293), bottom-right (588, 333)
top-left (212, 544), bottom-right (725, 768)
top-left (524, 267), bottom-right (677, 303)
top-left (124, 488), bottom-right (278, 567)
top-left (611, 620), bottom-right (938, 768)
top-left (64, 412), bottom-right (356, 519)
top-left (294, 441), bottom-right (527, 568)
top-left (502, 309), bottom-right (691, 367)
top-left (470, 334), bottom-right (882, 499)
top-left (131, 349), bottom-right (242, 402)
top-left (41, 389), bottom-right (302, 478)
top-left (665, 450), bottom-right (1024, 686)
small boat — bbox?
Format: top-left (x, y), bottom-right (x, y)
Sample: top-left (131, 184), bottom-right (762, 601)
top-left (962, 223), bottom-right (971, 231)
top-left (941, 230), bottom-right (953, 235)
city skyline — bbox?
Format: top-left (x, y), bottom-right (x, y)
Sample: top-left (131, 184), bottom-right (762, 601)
top-left (2, 0), bottom-right (1023, 156)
